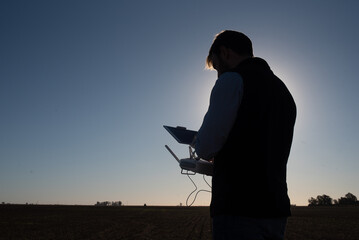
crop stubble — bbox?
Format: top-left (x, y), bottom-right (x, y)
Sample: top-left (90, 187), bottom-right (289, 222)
top-left (0, 205), bottom-right (358, 239)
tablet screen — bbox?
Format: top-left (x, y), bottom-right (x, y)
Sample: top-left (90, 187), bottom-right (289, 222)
top-left (164, 125), bottom-right (197, 145)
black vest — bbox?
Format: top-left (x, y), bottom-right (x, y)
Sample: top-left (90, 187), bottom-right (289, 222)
top-left (210, 57), bottom-right (296, 217)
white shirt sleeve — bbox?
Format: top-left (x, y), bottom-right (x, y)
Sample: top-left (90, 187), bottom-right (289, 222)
top-left (195, 72), bottom-right (244, 160)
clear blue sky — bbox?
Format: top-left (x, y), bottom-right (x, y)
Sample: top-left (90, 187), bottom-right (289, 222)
top-left (1, 0), bottom-right (358, 206)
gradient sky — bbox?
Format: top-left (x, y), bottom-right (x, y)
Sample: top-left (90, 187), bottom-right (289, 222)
top-left (1, 0), bottom-right (358, 206)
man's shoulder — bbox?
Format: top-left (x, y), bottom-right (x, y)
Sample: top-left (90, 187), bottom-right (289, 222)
top-left (219, 71), bottom-right (242, 80)
top-left (216, 72), bottom-right (243, 89)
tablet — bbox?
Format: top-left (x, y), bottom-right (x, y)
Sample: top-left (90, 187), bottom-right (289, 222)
top-left (163, 125), bottom-right (197, 145)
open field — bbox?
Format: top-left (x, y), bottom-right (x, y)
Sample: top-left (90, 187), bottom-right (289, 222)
top-left (1, 205), bottom-right (359, 240)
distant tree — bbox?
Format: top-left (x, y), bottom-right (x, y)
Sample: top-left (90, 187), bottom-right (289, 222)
top-left (338, 192), bottom-right (357, 205)
top-left (308, 197), bottom-right (318, 206)
top-left (317, 194), bottom-right (333, 206)
top-left (345, 193), bottom-right (357, 202)
top-left (112, 201), bottom-right (122, 206)
top-left (308, 194), bottom-right (332, 206)
top-left (309, 192), bottom-right (359, 207)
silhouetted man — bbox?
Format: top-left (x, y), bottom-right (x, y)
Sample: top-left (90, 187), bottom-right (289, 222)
top-left (194, 30), bottom-right (296, 240)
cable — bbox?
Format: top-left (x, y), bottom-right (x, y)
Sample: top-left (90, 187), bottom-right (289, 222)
top-left (203, 175), bottom-right (212, 189)
top-left (185, 172), bottom-right (198, 206)
top-left (180, 147), bottom-right (211, 206)
top-left (185, 172), bottom-right (211, 207)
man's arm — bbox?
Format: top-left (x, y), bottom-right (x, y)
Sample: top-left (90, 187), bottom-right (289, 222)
top-left (195, 72), bottom-right (243, 160)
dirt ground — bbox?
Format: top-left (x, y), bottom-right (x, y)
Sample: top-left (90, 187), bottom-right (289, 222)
top-left (0, 205), bottom-right (358, 239)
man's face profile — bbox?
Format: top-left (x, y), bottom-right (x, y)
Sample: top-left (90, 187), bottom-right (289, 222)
top-left (211, 52), bottom-right (227, 77)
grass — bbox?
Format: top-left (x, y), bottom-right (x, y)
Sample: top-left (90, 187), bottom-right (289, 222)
top-left (0, 205), bottom-right (358, 239)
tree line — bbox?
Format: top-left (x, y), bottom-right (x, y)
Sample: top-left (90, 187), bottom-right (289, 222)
top-left (308, 192), bottom-right (358, 206)
top-left (95, 201), bottom-right (122, 206)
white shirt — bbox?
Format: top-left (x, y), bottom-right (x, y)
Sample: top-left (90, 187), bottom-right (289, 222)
top-left (195, 72), bottom-right (244, 160)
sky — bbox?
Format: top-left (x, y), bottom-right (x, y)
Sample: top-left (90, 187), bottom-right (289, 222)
top-left (1, 0), bottom-right (358, 206)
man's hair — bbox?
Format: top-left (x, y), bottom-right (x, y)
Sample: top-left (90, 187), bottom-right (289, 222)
top-left (206, 30), bottom-right (253, 69)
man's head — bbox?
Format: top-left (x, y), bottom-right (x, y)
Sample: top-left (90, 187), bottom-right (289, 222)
top-left (206, 30), bottom-right (253, 76)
